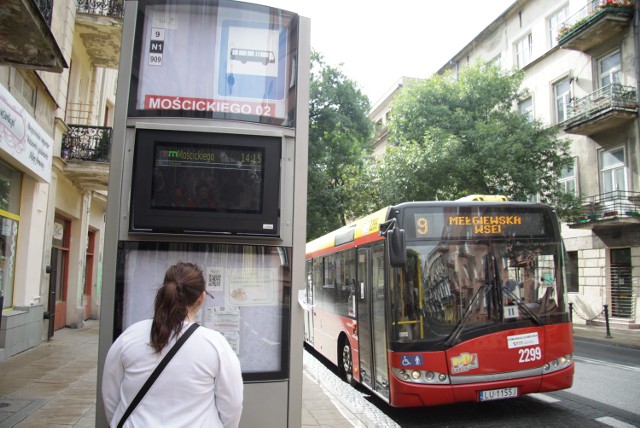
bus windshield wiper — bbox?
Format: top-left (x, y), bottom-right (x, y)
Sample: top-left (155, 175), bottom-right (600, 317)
top-left (444, 283), bottom-right (490, 348)
top-left (502, 287), bottom-right (544, 325)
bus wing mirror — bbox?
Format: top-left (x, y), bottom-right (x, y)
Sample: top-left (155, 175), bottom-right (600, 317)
top-left (388, 228), bottom-right (406, 268)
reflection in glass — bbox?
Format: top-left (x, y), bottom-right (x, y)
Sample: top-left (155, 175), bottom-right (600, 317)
top-left (391, 239), bottom-right (564, 346)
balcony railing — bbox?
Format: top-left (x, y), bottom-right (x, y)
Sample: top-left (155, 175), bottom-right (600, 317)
top-left (35, 0), bottom-right (54, 26)
top-left (564, 84), bottom-right (637, 124)
top-left (62, 125), bottom-right (112, 162)
top-left (76, 0), bottom-right (124, 18)
top-left (66, 101), bottom-right (93, 125)
top-left (569, 190), bottom-right (640, 225)
top-left (557, 0), bottom-right (634, 43)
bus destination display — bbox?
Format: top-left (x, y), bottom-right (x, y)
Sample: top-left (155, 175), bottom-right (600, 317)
top-left (407, 208), bottom-right (549, 240)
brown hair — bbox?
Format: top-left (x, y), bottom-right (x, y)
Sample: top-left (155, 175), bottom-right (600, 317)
top-left (150, 262), bottom-right (205, 353)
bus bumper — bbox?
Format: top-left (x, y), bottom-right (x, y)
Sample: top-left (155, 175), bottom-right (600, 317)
top-left (388, 364), bottom-right (574, 407)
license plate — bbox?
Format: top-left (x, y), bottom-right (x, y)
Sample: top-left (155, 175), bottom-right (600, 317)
top-left (479, 387), bottom-right (518, 401)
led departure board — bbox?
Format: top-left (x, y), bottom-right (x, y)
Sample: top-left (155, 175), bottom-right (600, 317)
top-left (405, 207), bottom-right (552, 240)
top-left (130, 129), bottom-right (281, 236)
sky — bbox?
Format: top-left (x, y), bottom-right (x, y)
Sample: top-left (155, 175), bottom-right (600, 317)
top-left (252, 0), bottom-right (515, 105)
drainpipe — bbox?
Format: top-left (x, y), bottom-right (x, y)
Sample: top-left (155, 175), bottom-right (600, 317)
top-left (636, 0), bottom-right (640, 185)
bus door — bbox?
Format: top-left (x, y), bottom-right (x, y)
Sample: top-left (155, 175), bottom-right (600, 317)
top-left (305, 259), bottom-right (314, 344)
top-left (357, 245), bottom-right (390, 399)
top-left (357, 247), bottom-right (373, 389)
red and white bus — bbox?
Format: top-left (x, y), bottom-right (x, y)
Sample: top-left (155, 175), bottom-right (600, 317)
top-left (304, 200), bottom-right (574, 407)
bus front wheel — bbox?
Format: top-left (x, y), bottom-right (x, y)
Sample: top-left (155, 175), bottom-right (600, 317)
top-left (340, 340), bottom-right (354, 385)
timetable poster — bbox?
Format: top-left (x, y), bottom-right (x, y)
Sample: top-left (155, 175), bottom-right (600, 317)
top-left (118, 242), bottom-right (290, 377)
top-left (134, 2), bottom-right (296, 123)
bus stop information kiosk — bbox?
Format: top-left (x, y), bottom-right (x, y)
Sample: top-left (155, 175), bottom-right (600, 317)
top-left (96, 1), bottom-right (309, 426)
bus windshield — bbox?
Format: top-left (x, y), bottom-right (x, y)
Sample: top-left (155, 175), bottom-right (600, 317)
top-left (390, 238), bottom-right (566, 349)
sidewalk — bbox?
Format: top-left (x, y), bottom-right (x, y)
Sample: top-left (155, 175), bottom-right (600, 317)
top-left (0, 321), bottom-right (98, 427)
top-left (571, 322), bottom-right (640, 350)
top-left (0, 321), bottom-right (638, 428)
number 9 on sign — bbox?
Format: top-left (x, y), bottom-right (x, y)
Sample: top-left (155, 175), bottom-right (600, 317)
top-left (416, 216), bottom-right (428, 236)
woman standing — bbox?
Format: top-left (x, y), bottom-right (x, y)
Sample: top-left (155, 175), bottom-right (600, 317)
top-left (102, 262), bottom-right (243, 427)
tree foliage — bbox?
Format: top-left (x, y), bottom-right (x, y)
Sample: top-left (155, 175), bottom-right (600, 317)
top-left (375, 62), bottom-right (576, 216)
top-left (307, 51), bottom-right (373, 240)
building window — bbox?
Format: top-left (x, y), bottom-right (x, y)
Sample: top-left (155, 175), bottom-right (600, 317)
top-left (11, 71), bottom-right (36, 113)
top-left (85, 231), bottom-right (96, 296)
top-left (598, 50), bottom-right (621, 88)
top-left (489, 55), bottom-right (501, 69)
top-left (600, 147), bottom-right (627, 193)
top-left (559, 157), bottom-right (577, 195)
top-left (559, 161), bottom-right (576, 195)
top-left (548, 5), bottom-right (569, 48)
top-left (554, 77), bottom-right (571, 123)
top-left (52, 216), bottom-right (71, 302)
top-left (0, 160), bottom-right (22, 310)
top-left (519, 97), bottom-right (534, 121)
top-left (567, 251), bottom-right (579, 293)
top-left (610, 248), bottom-right (632, 318)
top-left (515, 34), bottom-right (533, 69)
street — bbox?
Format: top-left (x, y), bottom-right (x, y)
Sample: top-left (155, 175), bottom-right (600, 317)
top-left (305, 337), bottom-right (640, 427)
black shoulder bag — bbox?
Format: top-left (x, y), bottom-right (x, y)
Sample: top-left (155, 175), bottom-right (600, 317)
top-left (117, 323), bottom-right (200, 428)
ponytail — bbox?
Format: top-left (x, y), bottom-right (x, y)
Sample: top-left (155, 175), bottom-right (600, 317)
top-left (150, 262), bottom-right (205, 353)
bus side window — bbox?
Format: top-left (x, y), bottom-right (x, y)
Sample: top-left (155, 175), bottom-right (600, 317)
top-left (313, 257), bottom-right (323, 310)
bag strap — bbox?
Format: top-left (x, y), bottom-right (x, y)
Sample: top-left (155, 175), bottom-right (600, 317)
top-left (117, 323), bottom-right (199, 428)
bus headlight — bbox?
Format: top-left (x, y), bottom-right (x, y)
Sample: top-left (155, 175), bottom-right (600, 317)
top-left (392, 367), bottom-right (450, 385)
top-left (543, 353), bottom-right (573, 374)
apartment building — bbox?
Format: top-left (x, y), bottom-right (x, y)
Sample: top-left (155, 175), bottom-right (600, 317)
top-left (0, 0), bottom-right (121, 360)
top-left (369, 77), bottom-right (420, 157)
top-left (370, 0), bottom-right (639, 328)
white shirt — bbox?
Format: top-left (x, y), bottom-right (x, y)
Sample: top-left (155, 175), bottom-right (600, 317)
top-left (102, 319), bottom-right (243, 427)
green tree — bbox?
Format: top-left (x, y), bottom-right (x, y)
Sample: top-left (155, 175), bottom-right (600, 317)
top-left (307, 51), bottom-right (373, 240)
top-left (378, 62), bottom-right (577, 217)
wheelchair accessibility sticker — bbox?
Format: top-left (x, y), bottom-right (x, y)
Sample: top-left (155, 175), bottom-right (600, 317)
top-left (401, 355), bottom-right (423, 367)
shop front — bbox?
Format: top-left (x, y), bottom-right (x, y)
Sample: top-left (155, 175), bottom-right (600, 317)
top-left (0, 82), bottom-right (53, 360)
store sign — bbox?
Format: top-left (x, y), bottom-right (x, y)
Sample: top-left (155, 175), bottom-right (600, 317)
top-left (0, 84), bottom-right (53, 182)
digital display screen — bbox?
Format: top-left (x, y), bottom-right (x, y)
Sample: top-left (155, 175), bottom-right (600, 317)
top-left (404, 207), bottom-right (552, 240)
top-left (152, 143), bottom-right (264, 213)
top-left (130, 129), bottom-right (281, 236)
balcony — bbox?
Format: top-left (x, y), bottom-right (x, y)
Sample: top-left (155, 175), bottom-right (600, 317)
top-left (61, 125), bottom-right (111, 191)
top-left (0, 0), bottom-right (67, 72)
top-left (372, 126), bottom-right (390, 157)
top-left (66, 101), bottom-right (94, 125)
top-left (557, 0), bottom-right (634, 53)
top-left (74, 0), bottom-right (124, 68)
top-left (563, 84), bottom-right (637, 135)
top-left (568, 190), bottom-right (640, 231)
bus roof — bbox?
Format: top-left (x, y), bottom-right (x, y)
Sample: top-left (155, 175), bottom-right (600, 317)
top-left (306, 206), bottom-right (390, 256)
top-left (456, 194), bottom-right (508, 202)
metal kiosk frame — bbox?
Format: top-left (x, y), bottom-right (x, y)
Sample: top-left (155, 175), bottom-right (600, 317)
top-left (96, 1), bottom-right (309, 426)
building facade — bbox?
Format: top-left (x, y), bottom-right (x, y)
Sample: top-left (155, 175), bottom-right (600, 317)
top-left (0, 0), bottom-right (121, 360)
top-left (369, 77), bottom-right (420, 157)
top-left (370, 0), bottom-right (640, 328)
